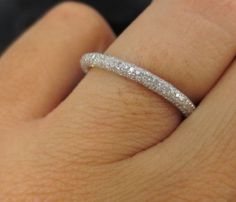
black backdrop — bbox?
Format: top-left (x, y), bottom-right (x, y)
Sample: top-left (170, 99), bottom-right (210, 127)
top-left (0, 0), bottom-right (152, 52)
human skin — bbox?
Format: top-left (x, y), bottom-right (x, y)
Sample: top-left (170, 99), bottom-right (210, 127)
top-left (0, 0), bottom-right (236, 201)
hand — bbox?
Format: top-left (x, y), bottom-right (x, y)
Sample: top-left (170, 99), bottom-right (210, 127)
top-left (0, 1), bottom-right (236, 201)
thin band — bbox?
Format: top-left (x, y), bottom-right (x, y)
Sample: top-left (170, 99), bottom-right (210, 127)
top-left (80, 53), bottom-right (196, 117)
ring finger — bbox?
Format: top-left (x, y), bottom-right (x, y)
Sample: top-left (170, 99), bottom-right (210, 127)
top-left (50, 0), bottom-right (236, 163)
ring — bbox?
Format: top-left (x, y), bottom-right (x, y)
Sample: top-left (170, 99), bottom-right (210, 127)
top-left (80, 53), bottom-right (196, 117)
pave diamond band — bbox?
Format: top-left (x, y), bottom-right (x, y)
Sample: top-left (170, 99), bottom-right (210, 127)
top-left (80, 53), bottom-right (196, 117)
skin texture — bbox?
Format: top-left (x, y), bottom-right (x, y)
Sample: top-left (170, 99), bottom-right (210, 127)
top-left (0, 0), bottom-right (236, 201)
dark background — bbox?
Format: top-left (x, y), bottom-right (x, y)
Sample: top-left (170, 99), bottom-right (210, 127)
top-left (0, 0), bottom-right (152, 53)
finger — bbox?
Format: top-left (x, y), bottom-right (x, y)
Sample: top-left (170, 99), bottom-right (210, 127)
top-left (0, 2), bottom-right (114, 123)
top-left (50, 0), bottom-right (236, 163)
top-left (131, 58), bottom-right (236, 202)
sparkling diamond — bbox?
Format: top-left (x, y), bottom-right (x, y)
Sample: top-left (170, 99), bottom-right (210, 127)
top-left (136, 70), bottom-right (141, 75)
top-left (80, 53), bottom-right (196, 117)
top-left (179, 96), bottom-right (184, 101)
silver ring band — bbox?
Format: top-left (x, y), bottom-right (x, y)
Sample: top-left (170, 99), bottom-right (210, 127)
top-left (80, 53), bottom-right (196, 117)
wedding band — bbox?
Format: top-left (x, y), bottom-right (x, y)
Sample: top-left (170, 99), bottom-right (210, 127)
top-left (80, 53), bottom-right (196, 117)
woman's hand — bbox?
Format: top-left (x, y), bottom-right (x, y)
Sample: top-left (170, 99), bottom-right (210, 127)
top-left (0, 1), bottom-right (236, 201)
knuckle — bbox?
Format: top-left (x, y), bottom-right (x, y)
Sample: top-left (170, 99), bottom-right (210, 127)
top-left (48, 1), bottom-right (98, 21)
top-left (46, 2), bottom-right (114, 41)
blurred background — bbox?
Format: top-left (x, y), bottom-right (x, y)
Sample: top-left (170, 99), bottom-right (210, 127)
top-left (0, 0), bottom-right (152, 53)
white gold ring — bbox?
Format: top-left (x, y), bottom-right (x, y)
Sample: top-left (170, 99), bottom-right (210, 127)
top-left (80, 53), bottom-right (196, 117)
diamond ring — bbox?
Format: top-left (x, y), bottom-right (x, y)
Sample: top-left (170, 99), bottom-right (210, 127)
top-left (80, 53), bottom-right (196, 117)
